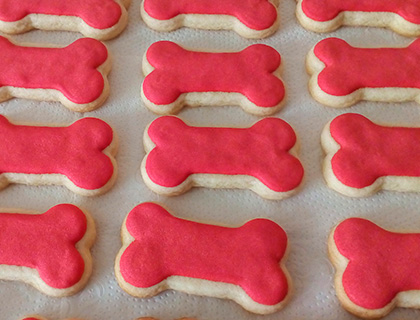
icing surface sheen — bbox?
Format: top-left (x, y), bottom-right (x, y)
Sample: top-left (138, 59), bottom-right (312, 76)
top-left (0, 115), bottom-right (114, 190)
top-left (143, 41), bottom-right (284, 108)
top-left (334, 218), bottom-right (420, 309)
top-left (0, 204), bottom-right (87, 288)
top-left (145, 116), bottom-right (303, 192)
top-left (301, 0), bottom-right (420, 23)
top-left (0, 36), bottom-right (108, 104)
top-left (0, 0), bottom-right (122, 29)
top-left (120, 202), bottom-right (289, 305)
top-left (143, 0), bottom-right (277, 30)
top-left (314, 38), bottom-right (420, 96)
top-left (329, 113), bottom-right (420, 188)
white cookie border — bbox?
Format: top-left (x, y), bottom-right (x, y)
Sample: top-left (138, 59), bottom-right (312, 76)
top-left (140, 0), bottom-right (279, 39)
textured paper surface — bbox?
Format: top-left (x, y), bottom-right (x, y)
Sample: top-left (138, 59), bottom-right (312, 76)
top-left (1, 1), bottom-right (420, 319)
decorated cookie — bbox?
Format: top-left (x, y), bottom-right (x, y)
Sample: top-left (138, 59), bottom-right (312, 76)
top-left (142, 41), bottom-right (285, 116)
top-left (0, 115), bottom-right (117, 196)
top-left (307, 37), bottom-right (420, 108)
top-left (329, 218), bottom-right (420, 318)
top-left (0, 36), bottom-right (111, 112)
top-left (296, 0), bottom-right (420, 36)
top-left (0, 204), bottom-right (95, 296)
top-left (0, 0), bottom-right (129, 40)
top-left (115, 202), bottom-right (291, 314)
top-left (321, 113), bottom-right (420, 197)
top-left (140, 0), bottom-right (278, 38)
top-left (141, 116), bottom-right (303, 199)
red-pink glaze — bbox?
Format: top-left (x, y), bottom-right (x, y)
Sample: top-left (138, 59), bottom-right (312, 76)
top-left (145, 116), bottom-right (303, 192)
top-left (143, 0), bottom-right (276, 30)
top-left (334, 218), bottom-right (420, 309)
top-left (0, 115), bottom-right (114, 190)
top-left (0, 204), bottom-right (87, 289)
top-left (329, 113), bottom-right (420, 189)
top-left (313, 38), bottom-right (420, 96)
top-left (0, 36), bottom-right (108, 104)
top-left (0, 0), bottom-right (123, 29)
top-left (301, 0), bottom-right (420, 24)
top-left (119, 202), bottom-right (289, 305)
top-left (143, 41), bottom-right (284, 108)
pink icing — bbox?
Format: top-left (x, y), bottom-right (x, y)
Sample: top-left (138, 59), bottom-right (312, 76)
top-left (0, 0), bottom-right (123, 29)
top-left (334, 218), bottom-right (420, 309)
top-left (145, 116), bottom-right (303, 192)
top-left (314, 38), bottom-right (420, 96)
top-left (119, 202), bottom-right (289, 305)
top-left (143, 0), bottom-right (276, 30)
top-left (143, 41), bottom-right (284, 108)
top-left (0, 36), bottom-right (108, 104)
top-left (329, 113), bottom-right (420, 189)
top-left (301, 0), bottom-right (420, 24)
top-left (0, 115), bottom-right (114, 190)
top-left (0, 204), bottom-right (87, 289)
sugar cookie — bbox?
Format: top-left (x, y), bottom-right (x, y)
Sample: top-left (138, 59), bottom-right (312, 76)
top-left (0, 115), bottom-right (117, 196)
top-left (307, 38), bottom-right (420, 108)
top-left (330, 218), bottom-right (420, 318)
top-left (0, 0), bottom-right (130, 40)
top-left (0, 204), bottom-right (95, 296)
top-left (142, 41), bottom-right (285, 116)
top-left (0, 36), bottom-right (111, 112)
top-left (141, 116), bottom-right (303, 199)
top-left (115, 202), bottom-right (291, 314)
top-left (296, 0), bottom-right (420, 36)
top-left (322, 113), bottom-right (420, 197)
top-left (141, 0), bottom-right (278, 38)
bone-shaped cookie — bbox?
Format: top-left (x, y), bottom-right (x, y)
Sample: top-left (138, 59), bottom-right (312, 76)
top-left (115, 202), bottom-right (291, 314)
top-left (0, 0), bottom-right (129, 40)
top-left (141, 116), bottom-right (303, 199)
top-left (321, 113), bottom-right (420, 197)
top-left (0, 204), bottom-right (95, 296)
top-left (142, 41), bottom-right (285, 116)
top-left (0, 36), bottom-right (110, 112)
top-left (307, 38), bottom-right (420, 108)
top-left (329, 218), bottom-right (420, 318)
top-left (0, 115), bottom-right (117, 196)
top-left (296, 0), bottom-right (420, 36)
top-left (141, 0), bottom-right (278, 38)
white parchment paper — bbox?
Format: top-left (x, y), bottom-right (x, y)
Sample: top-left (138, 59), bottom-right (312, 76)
top-left (1, 1), bottom-right (420, 319)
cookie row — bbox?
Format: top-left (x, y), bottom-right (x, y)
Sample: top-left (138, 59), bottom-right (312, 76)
top-left (1, 0), bottom-right (418, 38)
top-left (2, 203), bottom-right (288, 314)
top-left (5, 202), bottom-right (418, 318)
top-left (5, 112), bottom-right (420, 198)
top-left (0, 114), bottom-right (302, 199)
top-left (3, 37), bottom-right (416, 115)
top-left (142, 39), bottom-right (420, 114)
